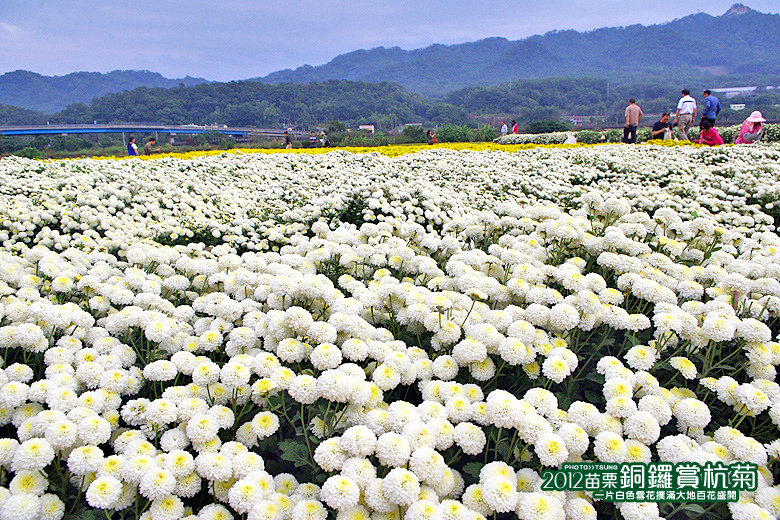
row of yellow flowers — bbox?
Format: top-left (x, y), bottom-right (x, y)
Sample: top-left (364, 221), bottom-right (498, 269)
top-left (86, 139), bottom-right (709, 162)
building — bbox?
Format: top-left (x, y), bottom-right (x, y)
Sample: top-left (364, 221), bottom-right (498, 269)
top-left (711, 86), bottom-right (757, 98)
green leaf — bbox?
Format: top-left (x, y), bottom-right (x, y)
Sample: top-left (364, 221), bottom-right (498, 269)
top-left (683, 504), bottom-right (706, 517)
top-left (279, 439), bottom-right (311, 468)
top-left (463, 462), bottom-right (483, 480)
top-left (585, 372), bottom-right (605, 384)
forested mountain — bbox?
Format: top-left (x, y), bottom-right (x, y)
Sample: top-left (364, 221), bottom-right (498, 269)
top-left (2, 4), bottom-right (779, 129)
top-left (3, 76), bottom-right (775, 131)
top-left (0, 104), bottom-right (46, 126)
top-left (257, 5), bottom-right (780, 93)
top-left (38, 81), bottom-right (457, 129)
top-left (0, 70), bottom-right (208, 114)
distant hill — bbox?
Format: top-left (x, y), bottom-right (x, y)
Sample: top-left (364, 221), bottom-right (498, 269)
top-left (38, 80), bottom-right (447, 130)
top-left (0, 103), bottom-right (46, 126)
top-left (256, 4), bottom-right (780, 93)
top-left (0, 70), bottom-right (209, 114)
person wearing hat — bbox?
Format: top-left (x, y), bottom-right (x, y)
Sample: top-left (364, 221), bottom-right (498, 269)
top-left (735, 111), bottom-right (766, 144)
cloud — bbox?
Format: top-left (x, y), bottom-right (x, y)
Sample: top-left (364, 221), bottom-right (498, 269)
top-left (0, 0), bottom-right (779, 81)
top-left (0, 22), bottom-right (20, 36)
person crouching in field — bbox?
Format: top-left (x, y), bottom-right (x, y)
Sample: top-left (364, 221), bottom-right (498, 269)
top-left (735, 111), bottom-right (766, 144)
top-left (697, 120), bottom-right (723, 146)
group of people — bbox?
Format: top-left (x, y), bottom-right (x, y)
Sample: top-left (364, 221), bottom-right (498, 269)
top-left (624, 89), bottom-right (766, 146)
top-left (500, 121), bottom-right (520, 135)
top-left (307, 131), bottom-right (330, 148)
top-left (126, 136), bottom-right (160, 156)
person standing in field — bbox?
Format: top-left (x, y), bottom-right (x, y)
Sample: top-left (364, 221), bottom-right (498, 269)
top-left (701, 89), bottom-right (721, 127)
top-left (309, 131), bottom-right (318, 148)
top-left (284, 131), bottom-right (292, 149)
top-left (127, 136), bottom-right (138, 156)
top-left (674, 89), bottom-right (697, 141)
top-left (511, 120), bottom-right (518, 134)
top-left (622, 98), bottom-right (644, 143)
top-left (144, 137), bottom-right (160, 155)
top-left (500, 121), bottom-right (508, 136)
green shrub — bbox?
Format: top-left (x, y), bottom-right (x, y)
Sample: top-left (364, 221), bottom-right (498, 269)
top-left (435, 124), bottom-right (473, 142)
top-left (526, 120), bottom-right (570, 134)
top-left (398, 125), bottom-right (426, 144)
top-left (573, 130), bottom-right (600, 144)
top-left (473, 124), bottom-right (499, 142)
top-left (14, 147), bottom-right (45, 159)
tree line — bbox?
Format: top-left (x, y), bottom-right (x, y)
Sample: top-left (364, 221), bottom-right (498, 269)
top-left (1, 77), bottom-right (778, 133)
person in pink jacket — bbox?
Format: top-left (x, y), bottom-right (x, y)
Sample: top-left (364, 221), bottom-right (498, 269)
top-left (697, 120), bottom-right (724, 146)
top-left (735, 110), bottom-right (766, 144)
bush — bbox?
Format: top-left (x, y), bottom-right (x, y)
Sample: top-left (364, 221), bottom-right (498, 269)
top-left (526, 120), bottom-right (570, 134)
top-left (435, 124), bottom-right (474, 143)
top-left (14, 147), bottom-right (45, 159)
top-left (473, 124), bottom-right (499, 142)
top-left (398, 125), bottom-right (426, 144)
top-left (49, 135), bottom-right (94, 151)
top-left (572, 130), bottom-right (602, 144)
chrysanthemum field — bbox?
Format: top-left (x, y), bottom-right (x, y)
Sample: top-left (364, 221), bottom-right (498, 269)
top-left (1, 143), bottom-right (780, 520)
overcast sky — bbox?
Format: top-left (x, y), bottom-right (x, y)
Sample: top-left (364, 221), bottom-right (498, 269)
top-left (1, 1), bottom-right (778, 81)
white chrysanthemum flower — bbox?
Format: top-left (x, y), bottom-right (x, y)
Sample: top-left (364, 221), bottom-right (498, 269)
top-left (593, 431), bottom-right (627, 463)
top-left (516, 492), bottom-right (565, 520)
top-left (548, 303), bottom-right (580, 331)
top-left (669, 356), bottom-right (697, 380)
top-left (314, 438), bottom-right (347, 472)
top-left (673, 398), bottom-right (711, 430)
top-left (9, 469), bottom-right (48, 496)
top-left (623, 411), bottom-right (661, 445)
top-left (734, 383), bottom-right (771, 415)
top-left (138, 467), bottom-right (176, 500)
top-left (339, 425), bottom-right (377, 458)
top-left (406, 499), bottom-right (443, 520)
top-left (321, 475), bottom-right (360, 511)
top-left (228, 478), bottom-right (264, 514)
top-left (605, 396), bottom-right (637, 418)
top-left (39, 493), bottom-right (65, 520)
top-left (534, 433), bottom-right (569, 467)
top-left (541, 356), bottom-right (571, 383)
top-left (12, 437), bottom-right (55, 471)
top-left (288, 374), bottom-right (319, 404)
top-left (481, 477), bottom-right (518, 513)
top-left (382, 467), bottom-right (420, 506)
top-left (251, 411), bottom-right (280, 439)
top-left (0, 493), bottom-right (42, 520)
top-left (85, 475), bottom-right (123, 509)
top-left (623, 345), bottom-right (657, 371)
top-left (311, 343), bottom-right (343, 371)
top-left (220, 362), bottom-right (251, 389)
top-left (564, 497), bottom-right (596, 520)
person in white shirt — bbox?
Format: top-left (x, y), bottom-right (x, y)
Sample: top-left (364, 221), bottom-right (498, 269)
top-left (674, 89), bottom-right (697, 142)
top-left (500, 121), bottom-right (508, 136)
